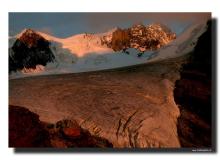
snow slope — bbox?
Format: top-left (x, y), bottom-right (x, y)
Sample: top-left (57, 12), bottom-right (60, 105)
top-left (146, 22), bottom-right (207, 62)
top-left (9, 21), bottom-right (208, 79)
top-left (12, 28), bottom-right (114, 57)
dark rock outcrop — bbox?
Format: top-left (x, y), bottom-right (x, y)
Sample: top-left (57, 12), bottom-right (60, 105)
top-left (9, 105), bottom-right (51, 147)
top-left (9, 29), bottom-right (55, 73)
top-left (9, 105), bottom-right (112, 148)
top-left (174, 20), bottom-right (212, 147)
top-left (47, 119), bottom-right (113, 148)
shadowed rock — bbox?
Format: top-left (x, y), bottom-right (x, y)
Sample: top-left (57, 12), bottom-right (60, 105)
top-left (174, 20), bottom-right (212, 147)
top-left (9, 105), bottom-right (112, 148)
top-left (9, 29), bottom-right (55, 73)
top-left (9, 105), bottom-right (51, 147)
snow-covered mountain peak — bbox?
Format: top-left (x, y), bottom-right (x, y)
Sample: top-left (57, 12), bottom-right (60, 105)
top-left (21, 28), bottom-right (35, 35)
top-left (18, 28), bottom-right (48, 48)
top-left (15, 28), bottom-right (33, 38)
top-left (101, 23), bottom-right (176, 52)
top-left (12, 23), bottom-right (176, 58)
top-left (36, 31), bottom-right (63, 42)
top-left (9, 20), bottom-right (209, 79)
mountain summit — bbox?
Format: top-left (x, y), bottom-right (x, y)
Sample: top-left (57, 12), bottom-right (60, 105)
top-left (9, 29), bottom-right (55, 73)
top-left (18, 28), bottom-right (46, 48)
top-left (102, 23), bottom-right (176, 52)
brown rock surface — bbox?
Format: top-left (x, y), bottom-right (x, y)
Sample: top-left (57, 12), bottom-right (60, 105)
top-left (9, 105), bottom-right (112, 148)
top-left (19, 29), bottom-right (47, 48)
top-left (9, 105), bottom-right (51, 147)
top-left (63, 128), bottom-right (81, 138)
top-left (46, 119), bottom-right (113, 148)
top-left (102, 23), bottom-right (176, 52)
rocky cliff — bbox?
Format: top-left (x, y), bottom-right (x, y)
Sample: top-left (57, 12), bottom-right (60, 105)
top-left (102, 23), bottom-right (176, 52)
top-left (174, 20), bottom-right (212, 147)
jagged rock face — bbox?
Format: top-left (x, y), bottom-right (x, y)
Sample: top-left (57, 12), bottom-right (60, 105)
top-left (9, 29), bottom-right (55, 73)
top-left (110, 28), bottom-right (130, 51)
top-left (174, 20), bottom-right (212, 147)
top-left (102, 23), bottom-right (176, 52)
top-left (143, 24), bottom-right (176, 49)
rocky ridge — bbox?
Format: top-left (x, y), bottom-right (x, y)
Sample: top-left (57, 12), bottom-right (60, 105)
top-left (101, 23), bottom-right (176, 52)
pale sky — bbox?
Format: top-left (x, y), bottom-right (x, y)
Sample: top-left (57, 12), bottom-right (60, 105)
top-left (9, 12), bottom-right (211, 38)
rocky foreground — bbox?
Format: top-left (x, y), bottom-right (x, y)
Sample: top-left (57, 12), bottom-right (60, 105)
top-left (9, 105), bottom-right (112, 148)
